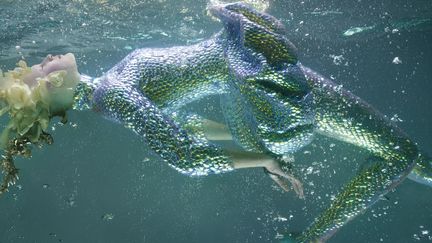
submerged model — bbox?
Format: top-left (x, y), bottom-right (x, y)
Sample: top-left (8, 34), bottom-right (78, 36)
top-left (0, 2), bottom-right (430, 242)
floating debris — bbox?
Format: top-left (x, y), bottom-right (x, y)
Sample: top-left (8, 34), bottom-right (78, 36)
top-left (390, 114), bottom-right (403, 123)
top-left (307, 10), bottom-right (343, 16)
top-left (273, 215), bottom-right (288, 222)
top-left (159, 31), bottom-right (169, 37)
top-left (329, 54), bottom-right (346, 66)
top-left (392, 57), bottom-right (402, 64)
top-left (275, 232), bottom-right (284, 240)
top-left (343, 25), bottom-right (375, 36)
top-left (102, 213), bottom-right (115, 221)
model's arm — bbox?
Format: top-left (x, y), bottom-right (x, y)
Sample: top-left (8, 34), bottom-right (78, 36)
top-left (88, 79), bottom-right (232, 176)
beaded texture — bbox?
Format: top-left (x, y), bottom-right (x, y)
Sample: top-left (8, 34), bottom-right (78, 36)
top-left (73, 3), bottom-right (432, 242)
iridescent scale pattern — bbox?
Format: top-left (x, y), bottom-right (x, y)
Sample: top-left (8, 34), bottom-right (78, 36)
top-left (72, 2), bottom-right (432, 242)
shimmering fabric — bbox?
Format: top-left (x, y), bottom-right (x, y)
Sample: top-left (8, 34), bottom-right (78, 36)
top-left (74, 32), bottom-right (235, 176)
top-left (212, 3), bottom-right (315, 155)
top-left (72, 2), bottom-right (432, 242)
top-left (211, 4), bottom-right (432, 241)
top-left (73, 3), bottom-right (312, 176)
top-left (296, 67), bottom-right (423, 242)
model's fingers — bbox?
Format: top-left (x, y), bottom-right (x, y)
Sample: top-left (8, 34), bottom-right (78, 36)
top-left (266, 170), bottom-right (290, 192)
top-left (265, 166), bottom-right (305, 199)
top-left (286, 175), bottom-right (305, 199)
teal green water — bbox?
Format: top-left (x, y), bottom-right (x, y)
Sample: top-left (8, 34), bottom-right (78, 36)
top-left (0, 1), bottom-right (431, 242)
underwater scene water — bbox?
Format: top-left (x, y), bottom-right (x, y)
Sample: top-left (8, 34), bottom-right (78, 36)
top-left (0, 0), bottom-right (431, 242)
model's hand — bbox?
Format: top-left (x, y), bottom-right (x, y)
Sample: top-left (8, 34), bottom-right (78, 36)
top-left (264, 159), bottom-right (304, 199)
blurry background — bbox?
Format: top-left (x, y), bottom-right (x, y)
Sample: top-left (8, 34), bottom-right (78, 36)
top-left (0, 0), bottom-right (431, 242)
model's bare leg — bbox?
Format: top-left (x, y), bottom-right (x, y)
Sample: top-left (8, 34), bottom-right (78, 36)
top-left (198, 118), bottom-right (304, 198)
top-left (228, 149), bottom-right (304, 198)
top-left (200, 119), bottom-right (232, 141)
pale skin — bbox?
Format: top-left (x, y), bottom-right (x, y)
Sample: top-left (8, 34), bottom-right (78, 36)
top-left (23, 54), bottom-right (304, 198)
top-left (201, 119), bottom-right (304, 197)
top-left (24, 53), bottom-right (81, 114)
